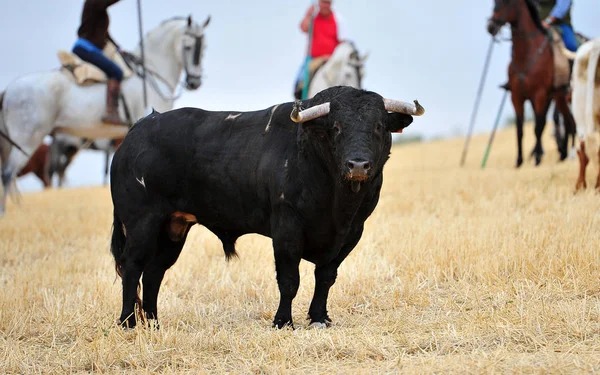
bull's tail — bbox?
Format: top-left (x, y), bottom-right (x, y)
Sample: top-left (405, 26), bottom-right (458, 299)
top-left (110, 210), bottom-right (127, 278)
top-left (585, 42), bottom-right (600, 137)
top-left (110, 210), bottom-right (144, 321)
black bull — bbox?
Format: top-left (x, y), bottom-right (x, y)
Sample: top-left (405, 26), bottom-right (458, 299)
top-left (109, 86), bottom-right (425, 329)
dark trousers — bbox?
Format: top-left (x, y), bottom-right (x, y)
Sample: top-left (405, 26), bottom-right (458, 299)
top-left (72, 46), bottom-right (123, 82)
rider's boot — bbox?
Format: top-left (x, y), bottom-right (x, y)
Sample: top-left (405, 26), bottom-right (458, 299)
top-left (102, 79), bottom-right (126, 126)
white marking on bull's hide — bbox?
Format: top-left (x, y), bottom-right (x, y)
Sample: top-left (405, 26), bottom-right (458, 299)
top-left (136, 176), bottom-right (146, 188)
top-left (308, 322), bottom-right (327, 329)
top-left (264, 104), bottom-right (281, 133)
top-left (226, 113), bottom-right (241, 121)
top-left (279, 192), bottom-right (285, 200)
top-left (122, 223), bottom-right (127, 237)
top-left (284, 159), bottom-right (288, 168)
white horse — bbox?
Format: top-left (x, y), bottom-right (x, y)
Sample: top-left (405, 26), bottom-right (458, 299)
top-left (307, 41), bottom-right (368, 99)
top-left (0, 15), bottom-right (210, 215)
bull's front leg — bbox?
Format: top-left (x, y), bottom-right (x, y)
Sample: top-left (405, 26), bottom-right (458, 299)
top-left (271, 210), bottom-right (303, 329)
top-left (308, 225), bottom-right (364, 328)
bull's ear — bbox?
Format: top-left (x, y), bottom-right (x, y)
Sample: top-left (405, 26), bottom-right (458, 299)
top-left (386, 112), bottom-right (413, 133)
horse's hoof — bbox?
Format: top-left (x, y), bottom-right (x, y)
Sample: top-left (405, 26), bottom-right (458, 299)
top-left (516, 158), bottom-right (523, 168)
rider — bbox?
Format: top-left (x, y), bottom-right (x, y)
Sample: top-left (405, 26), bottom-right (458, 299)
top-left (294, 0), bottom-right (349, 99)
top-left (72, 0), bottom-right (126, 125)
top-left (537, 0), bottom-right (578, 52)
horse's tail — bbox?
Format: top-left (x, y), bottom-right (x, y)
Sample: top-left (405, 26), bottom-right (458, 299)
top-left (585, 42), bottom-right (600, 137)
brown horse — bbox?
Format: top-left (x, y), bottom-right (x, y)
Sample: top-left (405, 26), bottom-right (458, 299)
top-left (487, 0), bottom-right (576, 167)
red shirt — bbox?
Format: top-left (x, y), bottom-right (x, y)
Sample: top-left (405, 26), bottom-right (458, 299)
top-left (311, 13), bottom-right (339, 58)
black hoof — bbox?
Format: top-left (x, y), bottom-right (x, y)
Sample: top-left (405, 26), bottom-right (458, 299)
top-left (516, 158), bottom-right (523, 168)
top-left (272, 319), bottom-right (294, 329)
top-left (118, 314), bottom-right (136, 330)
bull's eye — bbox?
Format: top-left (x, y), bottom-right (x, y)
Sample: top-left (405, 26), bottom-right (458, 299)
top-left (333, 121), bottom-right (342, 136)
top-left (375, 121), bottom-right (385, 133)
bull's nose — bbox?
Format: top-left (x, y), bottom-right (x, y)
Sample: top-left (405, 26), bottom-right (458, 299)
top-left (346, 159), bottom-right (371, 181)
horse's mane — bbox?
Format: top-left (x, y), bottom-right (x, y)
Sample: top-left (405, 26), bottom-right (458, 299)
top-left (523, 0), bottom-right (547, 34)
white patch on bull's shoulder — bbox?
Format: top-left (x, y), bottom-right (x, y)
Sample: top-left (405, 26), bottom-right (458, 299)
top-left (284, 159), bottom-right (288, 168)
top-left (264, 104), bottom-right (281, 133)
top-left (279, 192), bottom-right (285, 200)
top-left (122, 223), bottom-right (127, 237)
top-left (226, 113), bottom-right (241, 121)
top-left (308, 322), bottom-right (327, 329)
top-left (136, 176), bottom-right (146, 188)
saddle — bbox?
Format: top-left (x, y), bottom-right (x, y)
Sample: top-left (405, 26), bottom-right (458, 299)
top-left (57, 42), bottom-right (134, 86)
top-left (294, 57), bottom-right (328, 99)
top-left (548, 27), bottom-right (573, 89)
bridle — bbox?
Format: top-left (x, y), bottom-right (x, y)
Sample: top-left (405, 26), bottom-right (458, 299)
top-left (182, 29), bottom-right (204, 83)
top-left (120, 26), bottom-right (205, 102)
top-left (489, 0), bottom-right (546, 40)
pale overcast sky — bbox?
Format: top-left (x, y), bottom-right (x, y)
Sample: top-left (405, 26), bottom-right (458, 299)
top-left (1, 0), bottom-right (599, 191)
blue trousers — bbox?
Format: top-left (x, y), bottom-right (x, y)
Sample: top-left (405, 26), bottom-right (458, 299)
top-left (558, 24), bottom-right (578, 52)
top-left (72, 43), bottom-right (123, 82)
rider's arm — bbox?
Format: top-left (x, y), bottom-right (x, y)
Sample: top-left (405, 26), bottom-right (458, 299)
top-left (300, 5), bottom-right (316, 33)
top-left (546, 0), bottom-right (571, 25)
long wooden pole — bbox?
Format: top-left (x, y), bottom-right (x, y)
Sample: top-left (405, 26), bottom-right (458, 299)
top-left (460, 37), bottom-right (495, 167)
top-left (480, 89), bottom-right (509, 169)
top-left (301, 1), bottom-right (318, 100)
top-left (136, 0), bottom-right (148, 111)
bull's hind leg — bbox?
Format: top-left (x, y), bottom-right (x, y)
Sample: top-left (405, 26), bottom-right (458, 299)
top-left (141, 213), bottom-right (195, 327)
top-left (118, 214), bottom-right (162, 329)
top-left (308, 225), bottom-right (363, 328)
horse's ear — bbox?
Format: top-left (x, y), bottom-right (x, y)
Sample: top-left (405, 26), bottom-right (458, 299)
top-left (360, 51), bottom-right (370, 62)
top-left (203, 15), bottom-right (211, 28)
top-left (187, 15), bottom-right (192, 27)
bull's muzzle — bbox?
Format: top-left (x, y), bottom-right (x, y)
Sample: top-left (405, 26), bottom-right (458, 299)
top-left (345, 159), bottom-right (371, 182)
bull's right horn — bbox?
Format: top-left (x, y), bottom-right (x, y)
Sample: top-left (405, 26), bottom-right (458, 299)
top-left (383, 99), bottom-right (425, 116)
top-left (290, 101), bottom-right (331, 123)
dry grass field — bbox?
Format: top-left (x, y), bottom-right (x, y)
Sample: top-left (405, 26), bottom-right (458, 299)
top-left (1, 123), bottom-right (599, 374)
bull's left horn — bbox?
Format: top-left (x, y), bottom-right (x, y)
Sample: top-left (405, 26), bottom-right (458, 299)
top-left (383, 99), bottom-right (425, 116)
top-left (290, 101), bottom-right (331, 123)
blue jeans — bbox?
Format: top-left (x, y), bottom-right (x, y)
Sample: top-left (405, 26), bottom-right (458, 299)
top-left (72, 38), bottom-right (123, 81)
top-left (558, 24), bottom-right (578, 52)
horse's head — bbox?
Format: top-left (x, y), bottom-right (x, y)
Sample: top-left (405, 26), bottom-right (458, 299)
top-left (487, 0), bottom-right (519, 36)
top-left (331, 41), bottom-right (368, 89)
top-left (180, 15), bottom-right (210, 90)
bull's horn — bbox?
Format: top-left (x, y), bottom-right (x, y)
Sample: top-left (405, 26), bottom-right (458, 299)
top-left (383, 99), bottom-right (425, 116)
top-left (290, 101), bottom-right (331, 123)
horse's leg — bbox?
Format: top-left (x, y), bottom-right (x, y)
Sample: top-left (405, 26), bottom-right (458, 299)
top-left (1, 148), bottom-right (30, 216)
top-left (554, 91), bottom-right (577, 162)
top-left (575, 138), bottom-right (589, 191)
top-left (595, 147), bottom-right (600, 191)
top-left (511, 95), bottom-right (526, 168)
top-left (103, 149), bottom-right (110, 186)
top-left (531, 91), bottom-right (553, 166)
top-left (552, 102), bottom-right (566, 157)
